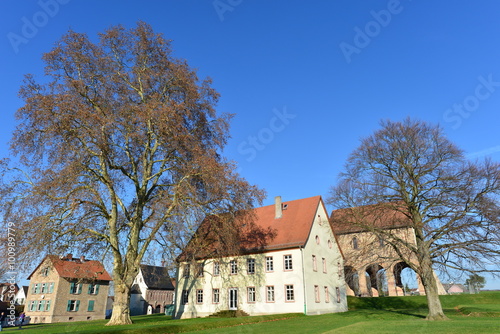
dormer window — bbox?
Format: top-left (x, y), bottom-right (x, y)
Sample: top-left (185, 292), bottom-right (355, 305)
top-left (41, 267), bottom-right (50, 277)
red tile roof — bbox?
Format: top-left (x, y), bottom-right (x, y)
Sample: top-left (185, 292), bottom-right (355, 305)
top-left (28, 255), bottom-right (112, 281)
top-left (179, 196), bottom-right (325, 261)
top-left (330, 203), bottom-right (412, 234)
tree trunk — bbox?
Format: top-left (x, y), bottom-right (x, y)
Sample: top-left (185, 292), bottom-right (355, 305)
top-left (419, 258), bottom-right (448, 321)
top-left (106, 282), bottom-right (133, 325)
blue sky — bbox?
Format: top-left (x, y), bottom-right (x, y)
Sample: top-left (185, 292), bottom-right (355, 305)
top-left (1, 0), bottom-right (500, 289)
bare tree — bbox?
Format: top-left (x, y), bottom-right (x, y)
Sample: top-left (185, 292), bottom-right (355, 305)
top-left (0, 22), bottom-right (264, 325)
top-left (328, 118), bottom-right (500, 320)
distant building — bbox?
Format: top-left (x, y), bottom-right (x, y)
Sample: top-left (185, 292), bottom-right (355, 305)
top-left (330, 204), bottom-right (446, 297)
top-left (443, 283), bottom-right (466, 294)
top-left (130, 265), bottom-right (175, 315)
top-left (25, 254), bottom-right (112, 323)
top-left (175, 196), bottom-right (348, 319)
top-left (14, 286), bottom-right (29, 305)
top-left (0, 283), bottom-right (18, 303)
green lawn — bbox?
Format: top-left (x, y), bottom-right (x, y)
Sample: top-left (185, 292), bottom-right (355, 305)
top-left (3, 292), bottom-right (499, 334)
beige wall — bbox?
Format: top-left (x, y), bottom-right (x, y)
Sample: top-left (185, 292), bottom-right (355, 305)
top-left (26, 258), bottom-right (110, 323)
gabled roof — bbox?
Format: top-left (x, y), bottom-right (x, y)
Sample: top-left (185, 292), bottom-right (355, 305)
top-left (139, 265), bottom-right (175, 290)
top-left (28, 255), bottom-right (112, 281)
top-left (330, 203), bottom-right (412, 235)
top-left (179, 195), bottom-right (325, 261)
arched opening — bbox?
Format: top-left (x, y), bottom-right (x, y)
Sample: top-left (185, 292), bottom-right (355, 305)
top-left (344, 266), bottom-right (360, 296)
top-left (155, 305), bottom-right (161, 314)
top-left (365, 264), bottom-right (386, 297)
top-left (393, 262), bottom-right (418, 295)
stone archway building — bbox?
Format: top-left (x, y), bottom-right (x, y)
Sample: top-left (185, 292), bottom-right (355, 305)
top-left (330, 206), bottom-right (446, 297)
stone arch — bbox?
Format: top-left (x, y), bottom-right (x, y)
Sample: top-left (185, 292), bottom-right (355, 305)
top-left (365, 264), bottom-right (386, 297)
top-left (344, 266), bottom-right (360, 296)
top-left (392, 261), bottom-right (419, 296)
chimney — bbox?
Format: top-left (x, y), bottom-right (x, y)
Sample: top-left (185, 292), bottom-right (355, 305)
top-left (80, 255), bottom-right (85, 262)
top-left (66, 253), bottom-right (73, 261)
top-left (275, 196), bottom-right (283, 219)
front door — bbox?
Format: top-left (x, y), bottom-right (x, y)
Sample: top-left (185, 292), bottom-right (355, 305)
top-left (229, 288), bottom-right (238, 310)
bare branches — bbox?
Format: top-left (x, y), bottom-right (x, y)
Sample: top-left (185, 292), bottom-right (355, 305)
top-left (329, 118), bottom-right (500, 320)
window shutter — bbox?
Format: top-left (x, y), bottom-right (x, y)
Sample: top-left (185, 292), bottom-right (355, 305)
top-left (49, 283), bottom-right (54, 293)
top-left (67, 300), bottom-right (71, 312)
top-left (88, 300), bottom-right (94, 312)
top-left (70, 282), bottom-right (75, 294)
top-left (95, 284), bottom-right (100, 295)
top-left (88, 284), bottom-right (92, 294)
top-left (75, 300), bottom-right (80, 311)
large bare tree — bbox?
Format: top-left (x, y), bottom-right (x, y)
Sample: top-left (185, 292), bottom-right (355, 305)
top-left (0, 22), bottom-right (264, 325)
top-left (328, 118), bottom-right (500, 320)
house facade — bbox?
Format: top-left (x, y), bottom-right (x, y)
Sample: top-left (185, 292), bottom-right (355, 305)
top-left (25, 254), bottom-right (112, 323)
top-left (130, 265), bottom-right (175, 315)
top-left (174, 196), bottom-right (348, 319)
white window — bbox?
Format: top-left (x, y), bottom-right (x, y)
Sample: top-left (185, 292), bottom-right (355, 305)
top-left (67, 300), bottom-right (79, 312)
top-left (266, 256), bottom-right (274, 272)
top-left (213, 262), bottom-right (220, 276)
top-left (285, 285), bottom-right (294, 301)
top-left (196, 289), bottom-right (203, 304)
top-left (247, 287), bottom-right (256, 303)
top-left (69, 282), bottom-right (82, 294)
top-left (197, 263), bottom-right (204, 277)
top-left (284, 255), bottom-right (293, 271)
top-left (183, 264), bottom-right (190, 278)
top-left (314, 285), bottom-right (320, 303)
top-left (312, 255), bottom-right (317, 271)
top-left (88, 284), bottom-right (99, 295)
top-left (247, 258), bottom-right (255, 274)
top-left (266, 286), bottom-right (275, 302)
top-left (212, 289), bottom-right (220, 303)
top-left (230, 260), bottom-right (238, 274)
top-left (182, 290), bottom-right (189, 304)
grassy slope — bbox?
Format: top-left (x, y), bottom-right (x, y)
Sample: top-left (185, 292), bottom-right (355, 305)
top-left (4, 292), bottom-right (499, 333)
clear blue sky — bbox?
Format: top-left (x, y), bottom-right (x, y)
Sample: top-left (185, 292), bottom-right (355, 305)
top-left (1, 1), bottom-right (499, 289)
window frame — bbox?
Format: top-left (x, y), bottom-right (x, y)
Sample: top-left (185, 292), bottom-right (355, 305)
top-left (324, 286), bottom-right (330, 303)
top-left (196, 289), bottom-right (203, 304)
top-left (314, 285), bottom-right (320, 303)
top-left (181, 290), bottom-right (189, 304)
top-left (212, 288), bottom-right (220, 304)
top-left (285, 284), bottom-right (295, 302)
top-left (213, 261), bottom-right (220, 276)
top-left (230, 260), bottom-right (238, 275)
top-left (247, 258), bottom-right (255, 275)
top-left (322, 258), bottom-right (327, 273)
top-left (284, 255), bottom-right (293, 271)
top-left (266, 286), bottom-right (275, 303)
top-left (265, 256), bottom-right (274, 272)
top-left (247, 287), bottom-right (256, 303)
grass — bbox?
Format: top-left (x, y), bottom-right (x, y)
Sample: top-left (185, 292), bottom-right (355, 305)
top-left (3, 292), bottom-right (499, 333)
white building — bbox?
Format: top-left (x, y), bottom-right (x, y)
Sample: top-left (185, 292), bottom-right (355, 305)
top-left (174, 196), bottom-right (348, 319)
top-left (130, 265), bottom-right (175, 315)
